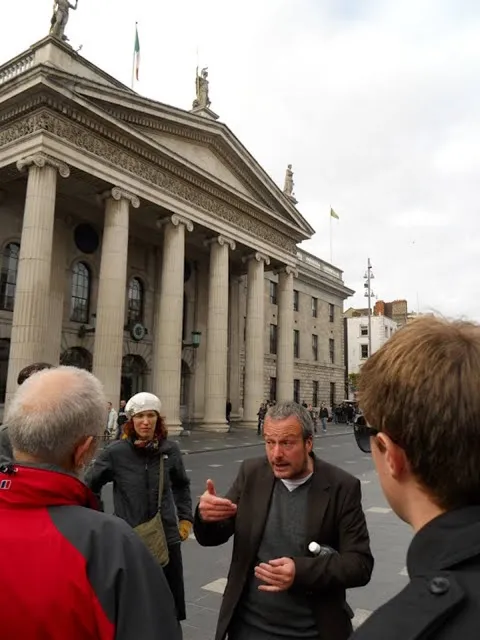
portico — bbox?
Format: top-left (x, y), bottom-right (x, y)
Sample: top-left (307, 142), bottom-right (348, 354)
top-left (0, 37), bottom-right (323, 433)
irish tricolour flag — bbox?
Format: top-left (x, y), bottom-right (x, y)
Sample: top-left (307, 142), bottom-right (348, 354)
top-left (133, 24), bottom-right (140, 81)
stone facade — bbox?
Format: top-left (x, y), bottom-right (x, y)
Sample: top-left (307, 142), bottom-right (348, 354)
top-left (0, 37), bottom-right (353, 431)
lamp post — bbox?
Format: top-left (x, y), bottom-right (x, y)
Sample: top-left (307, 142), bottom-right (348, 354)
top-left (364, 259), bottom-right (375, 357)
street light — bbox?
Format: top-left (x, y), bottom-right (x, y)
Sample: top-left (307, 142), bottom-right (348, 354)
top-left (363, 259), bottom-right (375, 357)
top-left (183, 330), bottom-right (202, 349)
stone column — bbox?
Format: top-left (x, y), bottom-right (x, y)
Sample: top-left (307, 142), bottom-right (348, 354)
top-left (152, 214), bottom-right (193, 435)
top-left (192, 260), bottom-right (208, 422)
top-left (200, 235), bottom-right (235, 432)
top-left (44, 218), bottom-right (68, 365)
top-left (242, 252), bottom-right (270, 428)
top-left (228, 276), bottom-right (241, 420)
top-left (92, 188), bottom-right (139, 405)
top-left (5, 154), bottom-right (70, 406)
top-left (277, 266), bottom-right (297, 402)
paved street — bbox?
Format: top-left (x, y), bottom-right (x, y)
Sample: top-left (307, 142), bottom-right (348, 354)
top-left (100, 430), bottom-right (412, 639)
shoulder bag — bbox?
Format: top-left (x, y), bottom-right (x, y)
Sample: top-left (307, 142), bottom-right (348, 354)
top-left (133, 456), bottom-right (170, 567)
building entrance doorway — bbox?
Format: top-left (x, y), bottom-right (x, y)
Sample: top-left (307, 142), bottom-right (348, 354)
top-left (121, 354), bottom-right (148, 402)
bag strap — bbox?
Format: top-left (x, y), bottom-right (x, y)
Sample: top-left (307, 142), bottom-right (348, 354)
top-left (157, 455), bottom-right (165, 510)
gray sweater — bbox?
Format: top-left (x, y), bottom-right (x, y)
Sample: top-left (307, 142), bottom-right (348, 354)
top-left (237, 478), bottom-right (318, 638)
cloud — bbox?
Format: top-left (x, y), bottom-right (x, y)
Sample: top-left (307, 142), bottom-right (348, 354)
top-left (1, 0), bottom-right (479, 319)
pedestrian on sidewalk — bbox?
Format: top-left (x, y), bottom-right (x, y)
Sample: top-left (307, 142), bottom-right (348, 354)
top-left (0, 366), bottom-right (180, 640)
top-left (319, 403), bottom-right (329, 433)
top-left (194, 401), bottom-right (373, 640)
top-left (85, 392), bottom-right (193, 626)
top-left (352, 317), bottom-right (480, 640)
top-left (257, 401), bottom-right (267, 435)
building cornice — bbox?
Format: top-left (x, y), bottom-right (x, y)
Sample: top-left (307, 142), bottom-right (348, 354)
top-left (0, 106), bottom-right (298, 254)
top-left (0, 93), bottom-right (304, 254)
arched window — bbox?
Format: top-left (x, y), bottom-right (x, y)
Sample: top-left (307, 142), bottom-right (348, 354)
top-left (127, 277), bottom-right (144, 325)
top-left (70, 262), bottom-right (90, 323)
top-left (0, 242), bottom-right (20, 311)
top-left (60, 347), bottom-right (93, 372)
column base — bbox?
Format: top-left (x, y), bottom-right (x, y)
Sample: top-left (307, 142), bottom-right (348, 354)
top-left (167, 422), bottom-right (184, 437)
top-left (197, 420), bottom-right (230, 433)
top-left (239, 420), bottom-right (260, 431)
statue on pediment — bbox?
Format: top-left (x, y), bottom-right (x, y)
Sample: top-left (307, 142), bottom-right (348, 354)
top-left (50, 0), bottom-right (78, 41)
top-left (193, 67), bottom-right (211, 109)
top-left (283, 164), bottom-right (295, 197)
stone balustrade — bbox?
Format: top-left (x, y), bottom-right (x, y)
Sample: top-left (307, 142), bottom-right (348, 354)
top-left (0, 53), bottom-right (35, 86)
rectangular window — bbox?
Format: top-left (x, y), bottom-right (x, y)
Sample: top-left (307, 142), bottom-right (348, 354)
top-left (330, 382), bottom-right (336, 408)
top-left (269, 377), bottom-right (277, 403)
top-left (311, 297), bottom-right (318, 318)
top-left (294, 379), bottom-right (301, 404)
top-left (329, 303), bottom-right (335, 323)
top-left (243, 317), bottom-right (247, 343)
top-left (312, 381), bottom-right (319, 407)
top-left (269, 324), bottom-right (278, 355)
top-left (294, 330), bottom-right (300, 358)
top-left (270, 281), bottom-right (278, 305)
top-left (361, 344), bottom-right (369, 359)
top-left (385, 326), bottom-right (389, 338)
top-left (360, 325), bottom-right (368, 336)
top-left (293, 290), bottom-right (299, 312)
top-left (312, 334), bottom-right (318, 361)
top-left (329, 338), bottom-right (335, 364)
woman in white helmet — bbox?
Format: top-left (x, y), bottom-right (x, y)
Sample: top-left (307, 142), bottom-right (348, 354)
top-left (85, 392), bottom-right (193, 625)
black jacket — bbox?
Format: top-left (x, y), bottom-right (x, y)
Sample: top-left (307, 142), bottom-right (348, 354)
top-left (85, 438), bottom-right (193, 545)
top-left (351, 506), bottom-right (480, 640)
top-left (194, 455), bottom-right (373, 640)
top-left (0, 425), bottom-right (13, 462)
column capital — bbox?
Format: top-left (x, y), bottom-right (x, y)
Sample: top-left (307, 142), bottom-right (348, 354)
top-left (275, 265), bottom-right (298, 278)
top-left (156, 214), bottom-right (194, 233)
top-left (16, 153), bottom-right (70, 178)
top-left (204, 235), bottom-right (236, 251)
top-left (99, 187), bottom-right (140, 209)
top-left (242, 251), bottom-right (270, 266)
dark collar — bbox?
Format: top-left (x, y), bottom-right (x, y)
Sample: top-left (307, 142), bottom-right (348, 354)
top-left (407, 506), bottom-right (480, 575)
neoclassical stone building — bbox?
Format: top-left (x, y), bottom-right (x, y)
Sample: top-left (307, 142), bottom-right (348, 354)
top-left (0, 37), bottom-right (353, 432)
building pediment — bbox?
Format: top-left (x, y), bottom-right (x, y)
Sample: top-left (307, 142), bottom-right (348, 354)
top-left (72, 84), bottom-right (313, 238)
top-left (0, 37), bottom-right (314, 249)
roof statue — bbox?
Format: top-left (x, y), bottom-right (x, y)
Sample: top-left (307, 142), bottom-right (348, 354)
top-left (50, 0), bottom-right (78, 42)
top-left (193, 67), bottom-right (211, 109)
top-left (283, 164), bottom-right (294, 197)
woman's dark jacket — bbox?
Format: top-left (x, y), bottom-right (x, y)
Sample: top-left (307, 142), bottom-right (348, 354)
top-left (85, 438), bottom-right (193, 545)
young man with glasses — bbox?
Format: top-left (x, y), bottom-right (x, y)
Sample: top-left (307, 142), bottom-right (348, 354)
top-left (195, 401), bottom-right (373, 640)
top-left (352, 316), bottom-right (480, 640)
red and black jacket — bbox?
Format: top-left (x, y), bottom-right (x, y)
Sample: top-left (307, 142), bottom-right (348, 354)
top-left (0, 462), bottom-right (180, 640)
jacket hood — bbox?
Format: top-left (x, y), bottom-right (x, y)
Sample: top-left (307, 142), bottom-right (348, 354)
top-left (0, 463), bottom-right (99, 510)
top-left (407, 505), bottom-right (480, 575)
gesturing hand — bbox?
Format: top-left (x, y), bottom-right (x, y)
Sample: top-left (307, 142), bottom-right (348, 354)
top-left (198, 479), bottom-right (237, 523)
top-left (255, 557), bottom-right (296, 592)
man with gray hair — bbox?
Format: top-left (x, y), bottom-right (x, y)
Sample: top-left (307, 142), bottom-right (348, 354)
top-left (195, 401), bottom-right (373, 640)
top-left (0, 366), bottom-right (180, 640)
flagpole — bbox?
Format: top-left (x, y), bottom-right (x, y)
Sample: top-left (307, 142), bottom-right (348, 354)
top-left (330, 207), bottom-right (333, 263)
top-left (131, 22), bottom-right (138, 90)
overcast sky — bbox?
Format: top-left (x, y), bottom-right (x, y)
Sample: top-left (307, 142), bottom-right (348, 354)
top-left (2, 0), bottom-right (480, 318)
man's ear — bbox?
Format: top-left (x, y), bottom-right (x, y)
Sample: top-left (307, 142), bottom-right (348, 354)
top-left (375, 433), bottom-right (408, 480)
top-left (73, 436), bottom-right (96, 471)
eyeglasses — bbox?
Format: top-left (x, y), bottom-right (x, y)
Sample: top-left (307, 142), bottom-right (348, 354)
top-left (353, 416), bottom-right (380, 454)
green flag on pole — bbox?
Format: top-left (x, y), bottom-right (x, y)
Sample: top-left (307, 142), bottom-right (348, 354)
top-left (330, 207), bottom-right (339, 220)
top-left (134, 24), bottom-right (140, 81)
